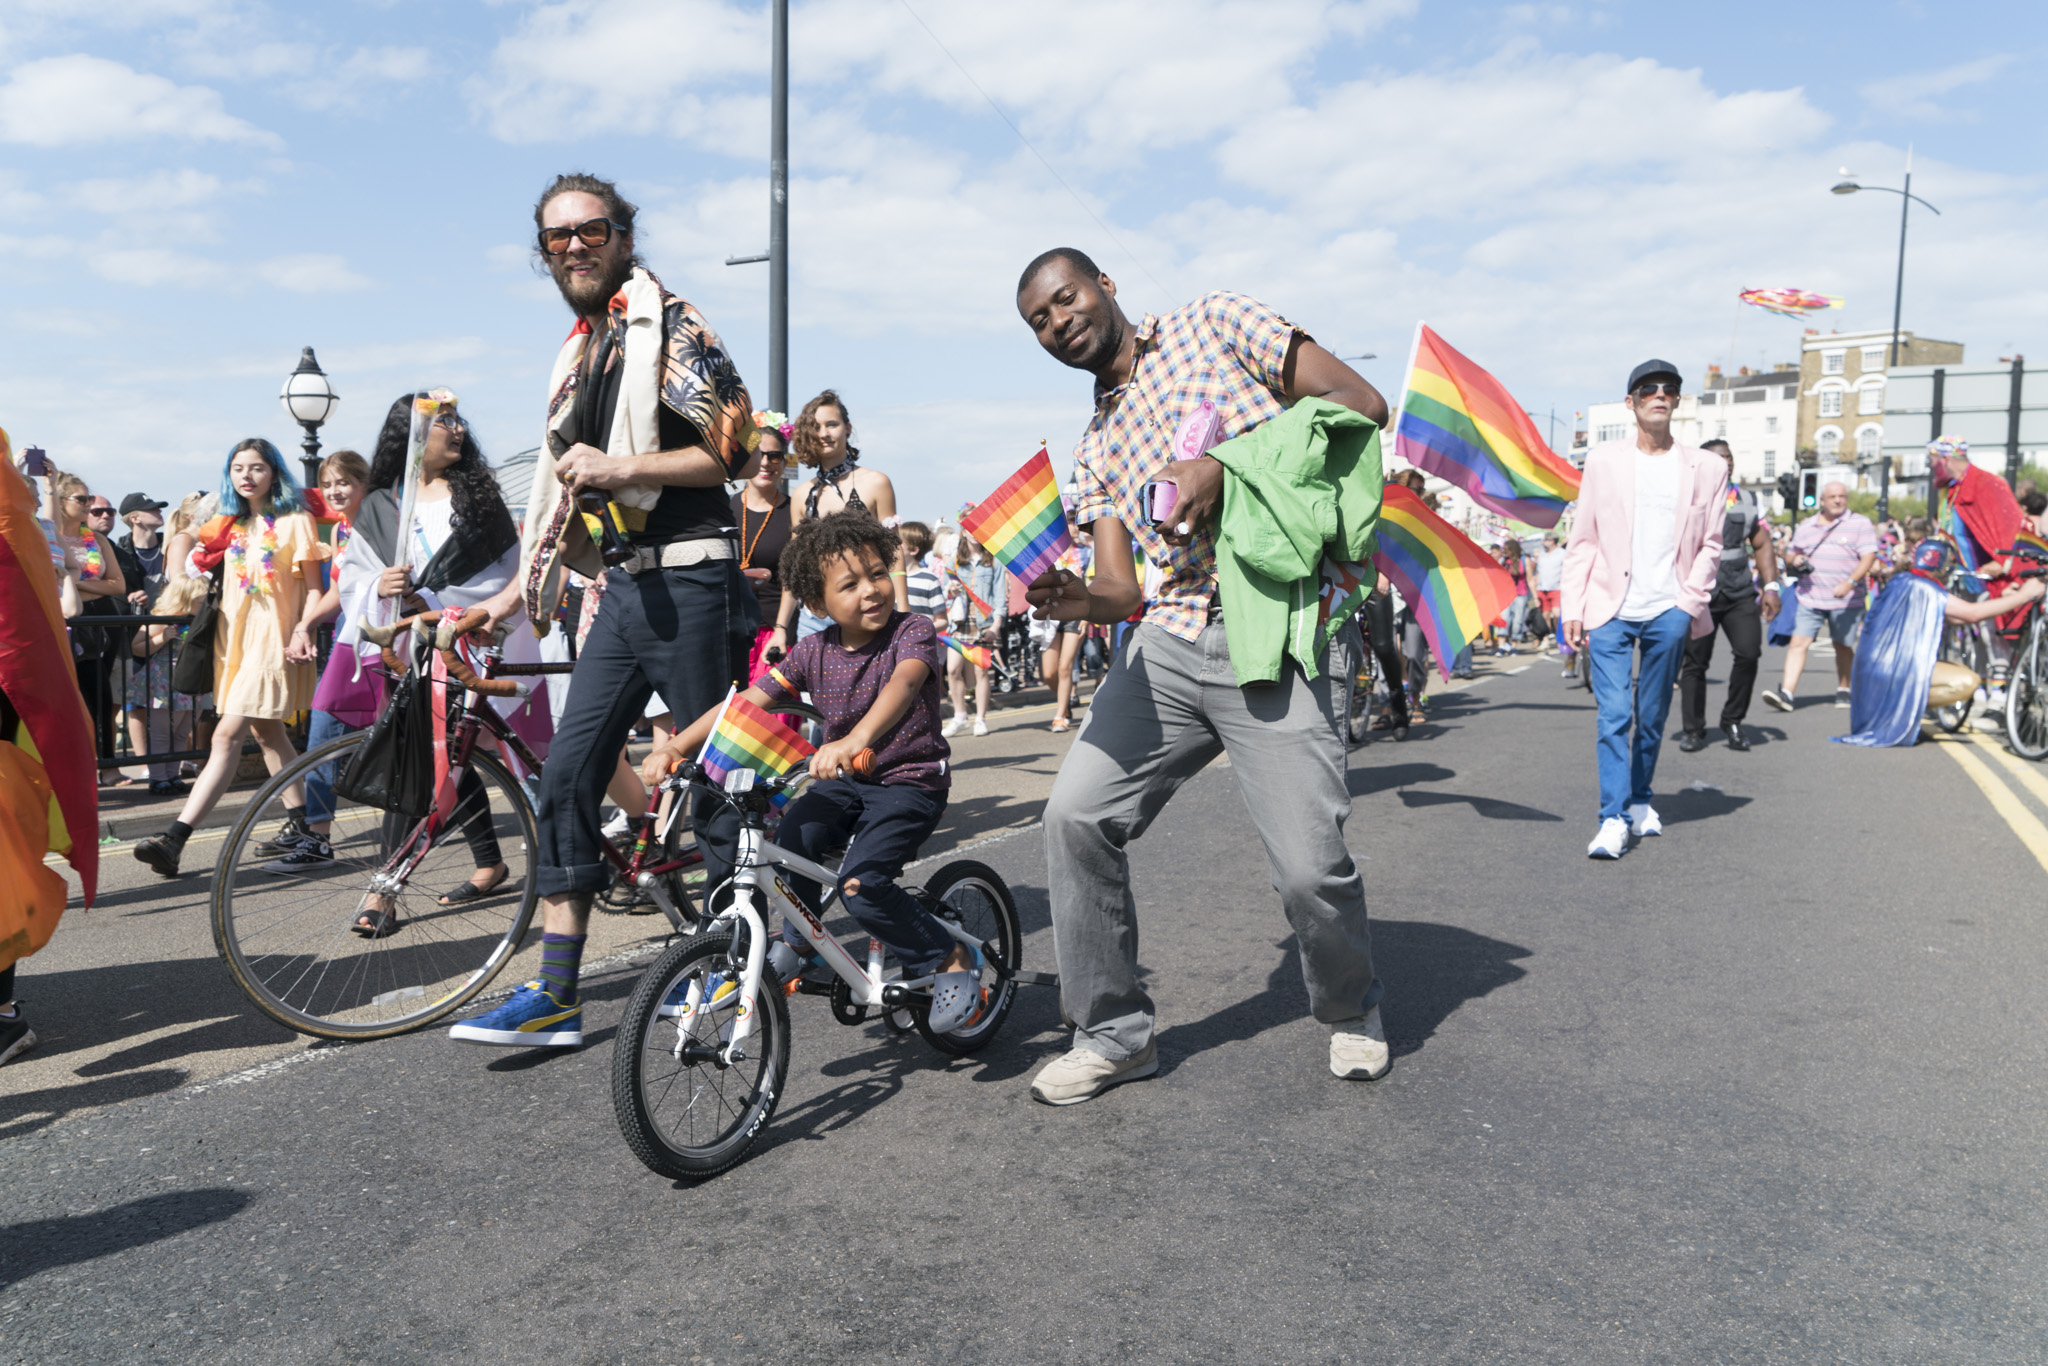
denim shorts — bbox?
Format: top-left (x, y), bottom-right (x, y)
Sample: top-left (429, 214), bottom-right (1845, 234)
top-left (1793, 597), bottom-right (1864, 645)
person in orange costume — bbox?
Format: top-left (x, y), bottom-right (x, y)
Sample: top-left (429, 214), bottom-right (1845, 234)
top-left (0, 429), bottom-right (100, 1065)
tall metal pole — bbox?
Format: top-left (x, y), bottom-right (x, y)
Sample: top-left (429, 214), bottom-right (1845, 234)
top-left (1878, 148), bottom-right (1913, 521)
top-left (769, 0), bottom-right (788, 415)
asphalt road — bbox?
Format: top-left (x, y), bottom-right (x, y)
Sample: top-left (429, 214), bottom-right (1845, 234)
top-left (4, 647), bottom-right (2046, 1364)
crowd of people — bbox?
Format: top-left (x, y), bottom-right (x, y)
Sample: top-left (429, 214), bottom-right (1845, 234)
top-left (5, 166), bottom-right (2044, 1094)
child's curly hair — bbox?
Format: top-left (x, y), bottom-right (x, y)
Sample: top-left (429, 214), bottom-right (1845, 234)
top-left (783, 510), bottom-right (900, 609)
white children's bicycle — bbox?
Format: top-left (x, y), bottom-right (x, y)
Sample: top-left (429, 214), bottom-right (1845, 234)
top-left (611, 759), bottom-right (1052, 1179)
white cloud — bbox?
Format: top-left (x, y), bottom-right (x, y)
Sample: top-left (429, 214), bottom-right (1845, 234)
top-left (295, 45), bottom-right (433, 111)
top-left (0, 54), bottom-right (280, 147)
top-left (256, 254), bottom-right (374, 293)
top-left (1858, 55), bottom-right (2011, 123)
top-left (87, 248), bottom-right (373, 293)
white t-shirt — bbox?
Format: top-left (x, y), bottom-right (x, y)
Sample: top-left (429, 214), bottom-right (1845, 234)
top-left (1619, 450), bottom-right (1681, 621)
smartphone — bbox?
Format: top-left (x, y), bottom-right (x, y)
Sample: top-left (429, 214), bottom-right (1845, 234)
top-left (21, 446), bottom-right (49, 477)
top-left (1139, 479), bottom-right (1179, 528)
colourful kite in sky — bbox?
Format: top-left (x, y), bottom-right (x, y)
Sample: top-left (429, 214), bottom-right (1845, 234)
top-left (1738, 288), bottom-right (1844, 318)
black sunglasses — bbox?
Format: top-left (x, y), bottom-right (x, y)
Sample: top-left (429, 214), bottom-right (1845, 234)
top-left (87, 505), bottom-right (115, 515)
top-left (538, 216), bottom-right (630, 256)
top-left (1633, 381), bottom-right (1681, 398)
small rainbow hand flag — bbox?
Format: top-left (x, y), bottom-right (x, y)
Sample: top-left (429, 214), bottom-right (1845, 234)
top-left (948, 570), bottom-right (996, 622)
top-left (938, 633), bottom-right (993, 669)
top-left (699, 691), bottom-right (814, 797)
top-left (1395, 324), bottom-right (1581, 528)
top-left (961, 447), bottom-right (1072, 587)
top-left (1371, 484), bottom-right (1519, 681)
top-left (2011, 527), bottom-right (2048, 560)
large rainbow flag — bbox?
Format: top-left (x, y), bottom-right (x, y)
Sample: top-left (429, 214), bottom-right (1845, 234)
top-left (1395, 324), bottom-right (1581, 528)
top-left (961, 447), bottom-right (1072, 586)
top-left (699, 691), bottom-right (814, 795)
top-left (1370, 484), bottom-right (1518, 680)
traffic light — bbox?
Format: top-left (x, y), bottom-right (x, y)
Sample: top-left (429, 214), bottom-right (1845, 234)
top-left (1776, 471), bottom-right (1799, 511)
top-left (1799, 469), bottom-right (1821, 513)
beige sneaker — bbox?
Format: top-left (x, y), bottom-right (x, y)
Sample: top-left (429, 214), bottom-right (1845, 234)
top-left (1329, 1007), bottom-right (1390, 1080)
top-left (1030, 1040), bottom-right (1158, 1105)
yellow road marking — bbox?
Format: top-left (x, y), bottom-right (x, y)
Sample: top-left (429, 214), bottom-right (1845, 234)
top-left (1971, 732), bottom-right (2048, 811)
top-left (1939, 737), bottom-right (2048, 877)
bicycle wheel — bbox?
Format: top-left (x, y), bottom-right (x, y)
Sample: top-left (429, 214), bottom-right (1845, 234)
top-left (212, 732), bottom-right (539, 1039)
top-left (613, 928), bottom-right (791, 1180)
top-left (2007, 622), bottom-right (2048, 760)
top-left (912, 859), bottom-right (1021, 1056)
top-left (1933, 623), bottom-right (1983, 733)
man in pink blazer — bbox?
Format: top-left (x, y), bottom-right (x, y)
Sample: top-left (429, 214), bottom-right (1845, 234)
top-left (1561, 359), bottom-right (1727, 859)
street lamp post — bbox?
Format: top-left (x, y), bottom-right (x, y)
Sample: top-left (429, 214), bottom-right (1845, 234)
top-left (1832, 150), bottom-right (1940, 520)
top-left (279, 347), bottom-right (340, 488)
top-left (727, 0), bottom-right (789, 414)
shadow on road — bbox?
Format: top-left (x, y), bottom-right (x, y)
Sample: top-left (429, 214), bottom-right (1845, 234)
top-left (0, 1068), bottom-right (186, 1140)
top-left (1347, 762), bottom-right (1456, 796)
top-left (1657, 786), bottom-right (1754, 824)
top-left (0, 1189), bottom-right (253, 1288)
top-left (1397, 790), bottom-right (1562, 822)
top-left (7, 954), bottom-right (297, 1075)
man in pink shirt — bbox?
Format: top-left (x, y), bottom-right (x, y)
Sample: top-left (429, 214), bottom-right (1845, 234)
top-left (1561, 360), bottom-right (1728, 860)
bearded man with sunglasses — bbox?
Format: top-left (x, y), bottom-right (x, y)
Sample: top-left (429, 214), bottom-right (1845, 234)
top-left (458, 172), bottom-right (761, 1050)
top-left (1560, 360), bottom-right (1726, 861)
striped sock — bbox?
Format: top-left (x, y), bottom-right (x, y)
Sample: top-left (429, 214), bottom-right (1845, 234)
top-left (538, 933), bottom-right (586, 1006)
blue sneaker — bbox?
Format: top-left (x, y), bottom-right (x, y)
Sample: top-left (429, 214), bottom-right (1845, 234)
top-left (660, 972), bottom-right (739, 1019)
top-left (447, 981), bottom-right (582, 1047)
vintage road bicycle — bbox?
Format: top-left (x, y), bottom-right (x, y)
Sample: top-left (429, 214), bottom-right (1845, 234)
top-left (210, 606), bottom-right (818, 1040)
top-left (612, 756), bottom-right (1055, 1180)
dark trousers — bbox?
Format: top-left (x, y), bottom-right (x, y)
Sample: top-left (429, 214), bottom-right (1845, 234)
top-left (1361, 594), bottom-right (1409, 722)
top-left (775, 778), bottom-right (952, 976)
top-left (1678, 589), bottom-right (1763, 732)
top-left (537, 561), bottom-right (746, 899)
top-left (74, 654), bottom-right (117, 764)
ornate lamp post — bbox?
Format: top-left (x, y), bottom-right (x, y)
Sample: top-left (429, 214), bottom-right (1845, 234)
top-left (280, 347), bottom-right (340, 488)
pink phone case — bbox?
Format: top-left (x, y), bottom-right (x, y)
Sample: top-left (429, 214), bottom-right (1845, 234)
top-left (1149, 480), bottom-right (1180, 525)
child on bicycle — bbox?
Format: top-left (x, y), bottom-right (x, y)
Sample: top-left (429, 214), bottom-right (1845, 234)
top-left (643, 511), bottom-right (982, 1032)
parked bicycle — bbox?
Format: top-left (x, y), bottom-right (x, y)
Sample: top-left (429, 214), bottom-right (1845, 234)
top-left (611, 756), bottom-right (1051, 1180)
top-left (210, 607), bottom-right (818, 1039)
top-left (1999, 543), bottom-right (2048, 759)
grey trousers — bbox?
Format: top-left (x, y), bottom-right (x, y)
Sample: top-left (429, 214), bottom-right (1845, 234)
top-left (1043, 621), bottom-right (1382, 1060)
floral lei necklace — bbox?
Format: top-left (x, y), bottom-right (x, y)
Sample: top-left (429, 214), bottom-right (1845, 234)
top-left (77, 533), bottom-right (105, 580)
top-left (231, 515), bottom-right (280, 598)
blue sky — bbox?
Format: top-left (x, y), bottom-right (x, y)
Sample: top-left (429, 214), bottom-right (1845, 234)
top-left (4, 0), bottom-right (2042, 517)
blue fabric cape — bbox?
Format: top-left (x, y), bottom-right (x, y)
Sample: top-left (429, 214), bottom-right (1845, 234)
top-left (1834, 573), bottom-right (1946, 748)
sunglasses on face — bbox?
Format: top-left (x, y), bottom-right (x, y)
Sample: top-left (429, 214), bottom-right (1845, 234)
top-left (88, 506), bottom-right (114, 515)
top-left (1633, 382), bottom-right (1681, 398)
top-left (432, 412), bottom-right (467, 431)
top-left (538, 216), bottom-right (630, 256)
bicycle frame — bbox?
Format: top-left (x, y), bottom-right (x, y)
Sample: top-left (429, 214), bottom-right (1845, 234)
top-left (678, 775), bottom-right (984, 1065)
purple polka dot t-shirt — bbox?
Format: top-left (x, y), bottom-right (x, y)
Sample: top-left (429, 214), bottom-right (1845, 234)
top-left (758, 610), bottom-right (950, 790)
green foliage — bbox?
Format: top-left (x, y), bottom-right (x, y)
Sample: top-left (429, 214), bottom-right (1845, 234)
top-left (1849, 492), bottom-right (1924, 522)
top-left (2018, 460), bottom-right (2048, 491)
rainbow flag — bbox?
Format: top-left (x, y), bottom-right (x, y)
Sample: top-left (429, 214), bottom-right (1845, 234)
top-left (1395, 324), bottom-right (1581, 528)
top-left (938, 633), bottom-right (993, 670)
top-left (1370, 484), bottom-right (1518, 680)
top-left (699, 691), bottom-right (814, 795)
top-left (961, 447), bottom-right (1072, 586)
top-left (2013, 527), bottom-right (2048, 561)
top-left (1932, 485), bottom-right (1979, 571)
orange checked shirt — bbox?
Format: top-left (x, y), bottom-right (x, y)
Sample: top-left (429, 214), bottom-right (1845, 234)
top-left (1068, 292), bottom-right (1304, 642)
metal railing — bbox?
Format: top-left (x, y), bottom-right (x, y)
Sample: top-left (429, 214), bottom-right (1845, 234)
top-left (67, 613), bottom-right (333, 772)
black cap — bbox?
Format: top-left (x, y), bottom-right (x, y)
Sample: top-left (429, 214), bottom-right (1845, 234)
top-left (1627, 359), bottom-right (1682, 394)
top-left (118, 493), bottom-right (168, 516)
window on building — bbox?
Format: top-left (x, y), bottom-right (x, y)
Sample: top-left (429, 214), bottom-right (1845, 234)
top-left (1855, 424), bottom-right (1884, 455)
top-left (1596, 423), bottom-right (1627, 444)
top-left (1764, 452), bottom-right (1777, 477)
top-left (1822, 350), bottom-right (1845, 375)
top-left (1861, 345), bottom-right (1886, 371)
top-left (1859, 383), bottom-right (1883, 414)
top-left (1817, 428), bottom-right (1841, 457)
top-left (1716, 421), bottom-right (1727, 438)
top-left (1698, 391), bottom-right (1717, 406)
top-left (1819, 389), bottom-right (1843, 417)
top-left (1766, 415), bottom-right (1779, 434)
top-left (1781, 385), bottom-right (1798, 401)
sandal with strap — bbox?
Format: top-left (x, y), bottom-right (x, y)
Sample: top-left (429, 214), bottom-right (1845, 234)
top-left (1050, 717), bottom-right (1071, 733)
top-left (353, 904), bottom-right (401, 939)
top-left (438, 867), bottom-right (512, 907)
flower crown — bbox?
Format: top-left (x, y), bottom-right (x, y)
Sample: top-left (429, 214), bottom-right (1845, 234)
top-left (753, 410), bottom-right (796, 443)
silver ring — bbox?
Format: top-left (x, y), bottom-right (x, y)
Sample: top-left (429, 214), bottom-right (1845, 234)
top-left (1174, 521), bottom-right (1191, 536)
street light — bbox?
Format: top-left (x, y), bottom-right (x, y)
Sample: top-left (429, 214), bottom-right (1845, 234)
top-left (280, 346), bottom-right (340, 488)
top-left (1832, 152), bottom-right (1940, 520)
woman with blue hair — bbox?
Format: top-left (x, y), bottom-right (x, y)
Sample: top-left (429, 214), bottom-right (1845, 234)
top-left (134, 438), bottom-right (329, 876)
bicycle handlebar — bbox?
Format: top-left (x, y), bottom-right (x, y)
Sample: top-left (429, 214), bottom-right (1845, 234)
top-left (433, 608), bottom-right (520, 697)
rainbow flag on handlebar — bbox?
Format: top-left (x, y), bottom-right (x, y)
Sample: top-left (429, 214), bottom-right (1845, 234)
top-left (699, 691), bottom-right (814, 797)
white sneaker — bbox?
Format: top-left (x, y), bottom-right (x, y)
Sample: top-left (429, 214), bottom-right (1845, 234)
top-left (940, 718), bottom-right (965, 738)
top-left (600, 807), bottom-right (632, 842)
top-left (1626, 802), bottom-right (1662, 837)
top-left (971, 718), bottom-right (989, 737)
top-left (1329, 1006), bottom-right (1390, 1080)
top-left (1587, 817), bottom-right (1629, 859)
top-left (1761, 688), bottom-right (1793, 712)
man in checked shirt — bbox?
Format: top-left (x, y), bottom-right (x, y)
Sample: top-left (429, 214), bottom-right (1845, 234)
top-left (1017, 248), bottom-right (1395, 1104)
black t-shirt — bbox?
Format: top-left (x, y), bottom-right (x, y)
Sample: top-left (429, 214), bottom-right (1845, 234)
top-left (731, 491), bottom-right (792, 622)
top-left (573, 329), bottom-right (736, 546)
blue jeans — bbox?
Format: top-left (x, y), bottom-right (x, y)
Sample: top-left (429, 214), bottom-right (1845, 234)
top-left (302, 708), bottom-right (356, 825)
top-left (775, 779), bottom-right (952, 976)
top-left (1504, 595), bottom-right (1530, 642)
top-left (1587, 608), bottom-right (1693, 821)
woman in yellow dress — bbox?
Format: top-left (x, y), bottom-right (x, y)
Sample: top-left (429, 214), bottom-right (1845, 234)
top-left (133, 439), bottom-right (327, 877)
